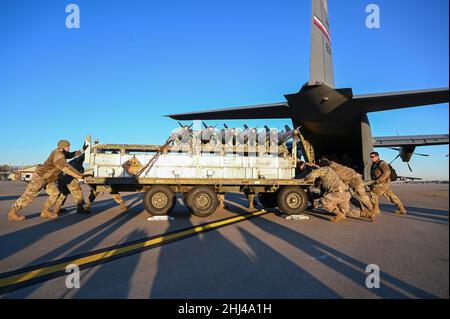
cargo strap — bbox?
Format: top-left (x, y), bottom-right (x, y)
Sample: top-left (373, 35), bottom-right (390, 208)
top-left (135, 137), bottom-right (173, 177)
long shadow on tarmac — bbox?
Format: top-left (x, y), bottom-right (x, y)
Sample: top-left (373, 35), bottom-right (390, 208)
top-left (148, 195), bottom-right (340, 299)
top-left (69, 228), bottom-right (148, 298)
top-left (225, 195), bottom-right (438, 298)
top-left (2, 198), bottom-right (145, 298)
top-left (379, 203), bottom-right (448, 225)
top-left (4, 193), bottom-right (441, 298)
top-left (0, 193), bottom-right (142, 262)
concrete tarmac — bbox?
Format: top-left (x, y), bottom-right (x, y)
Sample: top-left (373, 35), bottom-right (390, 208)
top-left (0, 181), bottom-right (448, 298)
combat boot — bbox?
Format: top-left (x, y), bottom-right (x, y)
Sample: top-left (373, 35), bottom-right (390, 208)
top-left (77, 204), bottom-right (91, 215)
top-left (40, 207), bottom-right (58, 219)
top-left (331, 212), bottom-right (346, 223)
top-left (119, 202), bottom-right (128, 212)
top-left (346, 209), bottom-right (361, 218)
top-left (372, 207), bottom-right (381, 215)
top-left (52, 206), bottom-right (62, 216)
top-left (361, 208), bottom-right (374, 218)
top-left (8, 208), bottom-right (25, 222)
top-left (394, 205), bottom-right (407, 215)
top-left (218, 195), bottom-right (228, 209)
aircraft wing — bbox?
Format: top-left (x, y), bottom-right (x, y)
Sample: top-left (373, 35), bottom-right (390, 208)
top-left (167, 102), bottom-right (291, 120)
top-left (353, 88), bottom-right (449, 113)
top-left (397, 176), bottom-right (423, 181)
top-left (373, 134), bottom-right (449, 147)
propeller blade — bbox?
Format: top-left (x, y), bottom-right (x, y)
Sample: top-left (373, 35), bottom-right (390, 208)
top-left (413, 152), bottom-right (430, 157)
top-left (178, 121), bottom-right (184, 128)
top-left (388, 147), bottom-right (400, 151)
top-left (389, 154), bottom-right (401, 165)
top-left (203, 122), bottom-right (208, 129)
top-left (407, 162), bottom-right (413, 172)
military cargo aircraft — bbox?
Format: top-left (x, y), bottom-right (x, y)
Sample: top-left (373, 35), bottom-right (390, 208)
top-left (168, 0), bottom-right (449, 179)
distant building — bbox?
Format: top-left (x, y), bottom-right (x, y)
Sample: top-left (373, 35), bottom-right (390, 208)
top-left (16, 165), bottom-right (39, 182)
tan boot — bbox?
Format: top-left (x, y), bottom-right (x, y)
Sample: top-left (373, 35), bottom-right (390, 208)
top-left (331, 212), bottom-right (346, 223)
top-left (360, 208), bottom-right (369, 218)
top-left (218, 195), bottom-right (227, 209)
top-left (40, 207), bottom-right (58, 219)
top-left (394, 206), bottom-right (406, 215)
top-left (346, 209), bottom-right (360, 218)
top-left (119, 202), bottom-right (128, 212)
top-left (52, 206), bottom-right (62, 216)
top-left (372, 207), bottom-right (381, 215)
top-left (247, 194), bottom-right (255, 210)
top-left (8, 208), bottom-right (25, 222)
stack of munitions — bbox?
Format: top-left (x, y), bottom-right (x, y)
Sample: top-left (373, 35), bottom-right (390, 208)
top-left (86, 123), bottom-right (300, 180)
top-left (168, 122), bottom-right (301, 155)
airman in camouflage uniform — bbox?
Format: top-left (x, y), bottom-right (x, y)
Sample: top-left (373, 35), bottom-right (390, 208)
top-left (54, 151), bottom-right (127, 214)
top-left (53, 178), bottom-right (88, 215)
top-left (296, 160), bottom-right (321, 209)
top-left (8, 140), bottom-right (84, 221)
top-left (297, 165), bottom-right (352, 222)
top-left (369, 152), bottom-right (406, 215)
top-left (53, 153), bottom-right (91, 215)
top-left (319, 158), bottom-right (374, 219)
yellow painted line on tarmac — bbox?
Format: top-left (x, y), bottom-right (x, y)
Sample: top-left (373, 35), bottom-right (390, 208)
top-left (0, 210), bottom-right (268, 292)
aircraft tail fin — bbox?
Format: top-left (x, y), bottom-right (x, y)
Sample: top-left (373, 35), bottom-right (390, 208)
top-left (310, 0), bottom-right (335, 87)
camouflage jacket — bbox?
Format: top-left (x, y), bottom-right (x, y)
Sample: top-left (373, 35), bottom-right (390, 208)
top-left (329, 161), bottom-right (360, 184)
top-left (35, 149), bottom-right (83, 182)
top-left (370, 160), bottom-right (391, 184)
top-left (301, 166), bottom-right (349, 193)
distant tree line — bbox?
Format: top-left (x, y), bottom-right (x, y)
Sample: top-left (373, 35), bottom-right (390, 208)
top-left (0, 164), bottom-right (14, 172)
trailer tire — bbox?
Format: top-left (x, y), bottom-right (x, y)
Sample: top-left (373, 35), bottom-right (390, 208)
top-left (143, 185), bottom-right (176, 216)
top-left (186, 186), bottom-right (219, 217)
top-left (277, 186), bottom-right (308, 215)
top-left (258, 192), bottom-right (278, 208)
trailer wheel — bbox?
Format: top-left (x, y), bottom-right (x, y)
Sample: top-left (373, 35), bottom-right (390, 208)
top-left (143, 185), bottom-right (176, 216)
top-left (186, 186), bottom-right (219, 217)
top-left (277, 186), bottom-right (308, 215)
top-left (258, 192), bottom-right (278, 208)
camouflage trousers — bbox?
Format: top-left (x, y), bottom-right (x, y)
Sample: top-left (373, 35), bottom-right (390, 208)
top-left (370, 182), bottom-right (404, 212)
top-left (348, 176), bottom-right (373, 211)
top-left (53, 179), bottom-right (84, 211)
top-left (320, 190), bottom-right (351, 216)
top-left (12, 174), bottom-right (60, 211)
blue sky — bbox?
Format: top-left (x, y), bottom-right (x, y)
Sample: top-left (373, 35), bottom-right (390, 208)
top-left (0, 0), bottom-right (448, 179)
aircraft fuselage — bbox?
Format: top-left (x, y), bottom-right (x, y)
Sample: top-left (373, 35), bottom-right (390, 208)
top-left (286, 84), bottom-right (374, 178)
